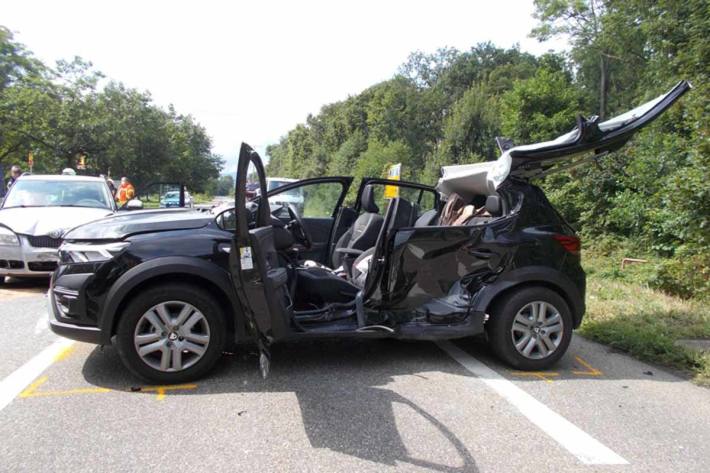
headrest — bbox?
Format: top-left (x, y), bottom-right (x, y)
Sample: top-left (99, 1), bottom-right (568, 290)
top-left (361, 185), bottom-right (379, 213)
top-left (485, 195), bottom-right (501, 216)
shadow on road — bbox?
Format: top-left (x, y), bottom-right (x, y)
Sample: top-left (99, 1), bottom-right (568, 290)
top-left (83, 338), bottom-right (479, 472)
top-left (0, 277), bottom-right (49, 299)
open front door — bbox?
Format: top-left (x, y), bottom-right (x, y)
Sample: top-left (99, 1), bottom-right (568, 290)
top-left (229, 143), bottom-right (292, 378)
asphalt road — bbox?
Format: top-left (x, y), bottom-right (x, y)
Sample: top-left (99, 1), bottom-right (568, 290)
top-left (1, 278), bottom-right (709, 472)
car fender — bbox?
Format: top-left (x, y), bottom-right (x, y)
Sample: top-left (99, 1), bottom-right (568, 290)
top-left (98, 256), bottom-right (245, 344)
top-left (472, 265), bottom-right (585, 327)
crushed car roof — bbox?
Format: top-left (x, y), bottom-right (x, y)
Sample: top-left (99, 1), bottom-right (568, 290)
top-left (436, 80), bottom-right (690, 198)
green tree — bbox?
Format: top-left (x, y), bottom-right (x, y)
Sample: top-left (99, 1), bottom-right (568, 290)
top-left (440, 84), bottom-right (501, 163)
top-left (500, 67), bottom-right (584, 143)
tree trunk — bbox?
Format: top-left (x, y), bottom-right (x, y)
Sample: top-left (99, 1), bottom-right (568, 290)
top-left (599, 55), bottom-right (608, 120)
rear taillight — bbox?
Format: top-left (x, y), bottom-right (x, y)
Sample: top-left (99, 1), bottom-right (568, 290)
top-left (553, 234), bottom-right (581, 255)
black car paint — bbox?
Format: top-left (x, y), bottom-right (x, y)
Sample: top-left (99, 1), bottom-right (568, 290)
top-left (50, 174), bottom-right (585, 351)
top-left (45, 80), bottom-right (690, 381)
top-left (358, 179), bottom-right (584, 326)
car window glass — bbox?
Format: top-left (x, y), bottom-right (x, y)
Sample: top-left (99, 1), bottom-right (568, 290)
top-left (364, 183), bottom-right (436, 215)
top-left (2, 179), bottom-right (112, 209)
top-left (269, 182), bottom-right (345, 219)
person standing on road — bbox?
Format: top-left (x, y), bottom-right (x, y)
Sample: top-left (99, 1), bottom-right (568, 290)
top-left (6, 165), bottom-right (21, 191)
top-left (116, 177), bottom-right (136, 207)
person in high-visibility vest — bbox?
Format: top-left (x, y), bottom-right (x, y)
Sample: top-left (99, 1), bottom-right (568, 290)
top-left (116, 177), bottom-right (136, 206)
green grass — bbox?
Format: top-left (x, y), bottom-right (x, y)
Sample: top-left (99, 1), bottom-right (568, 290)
top-left (580, 249), bottom-right (710, 385)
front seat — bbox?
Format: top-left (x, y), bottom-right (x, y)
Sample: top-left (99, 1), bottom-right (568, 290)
top-left (349, 197), bottom-right (415, 288)
top-left (331, 185), bottom-right (384, 268)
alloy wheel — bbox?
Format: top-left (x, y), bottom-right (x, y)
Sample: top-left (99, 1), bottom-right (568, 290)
top-left (133, 301), bottom-right (211, 372)
top-left (510, 301), bottom-right (564, 360)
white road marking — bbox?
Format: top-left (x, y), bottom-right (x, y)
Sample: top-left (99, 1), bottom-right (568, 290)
top-left (0, 339), bottom-right (75, 412)
top-left (437, 340), bottom-right (628, 465)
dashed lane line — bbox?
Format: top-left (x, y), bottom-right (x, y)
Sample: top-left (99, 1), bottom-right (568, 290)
top-left (437, 340), bottom-right (628, 465)
top-left (0, 339), bottom-right (75, 412)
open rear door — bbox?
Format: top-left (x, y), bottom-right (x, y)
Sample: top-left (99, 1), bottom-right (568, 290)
top-left (229, 143), bottom-right (292, 378)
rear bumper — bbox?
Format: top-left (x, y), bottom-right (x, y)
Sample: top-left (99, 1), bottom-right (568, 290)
top-left (47, 291), bottom-right (101, 344)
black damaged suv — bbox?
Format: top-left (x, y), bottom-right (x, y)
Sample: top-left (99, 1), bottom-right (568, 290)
top-left (49, 81), bottom-right (690, 383)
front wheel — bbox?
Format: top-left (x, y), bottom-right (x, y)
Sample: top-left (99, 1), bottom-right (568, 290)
top-left (115, 284), bottom-right (226, 384)
top-left (487, 286), bottom-right (573, 371)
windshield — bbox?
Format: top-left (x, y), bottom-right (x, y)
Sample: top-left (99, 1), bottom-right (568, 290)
top-left (163, 191), bottom-right (179, 200)
top-left (2, 179), bottom-right (113, 209)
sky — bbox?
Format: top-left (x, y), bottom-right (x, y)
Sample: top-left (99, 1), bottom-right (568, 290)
top-left (3, 0), bottom-right (564, 173)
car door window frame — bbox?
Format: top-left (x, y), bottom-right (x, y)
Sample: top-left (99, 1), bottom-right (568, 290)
top-left (264, 176), bottom-right (353, 219)
top-left (354, 177), bottom-right (440, 213)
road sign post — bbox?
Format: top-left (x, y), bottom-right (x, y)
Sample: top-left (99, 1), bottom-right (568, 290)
top-left (384, 163), bottom-right (401, 199)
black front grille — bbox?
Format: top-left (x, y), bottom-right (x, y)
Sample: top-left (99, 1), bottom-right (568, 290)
top-left (28, 261), bottom-right (58, 272)
top-left (0, 260), bottom-right (24, 269)
top-left (26, 235), bottom-right (62, 248)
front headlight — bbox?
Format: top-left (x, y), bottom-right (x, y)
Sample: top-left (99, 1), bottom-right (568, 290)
top-left (0, 226), bottom-right (20, 246)
top-left (60, 242), bottom-right (129, 263)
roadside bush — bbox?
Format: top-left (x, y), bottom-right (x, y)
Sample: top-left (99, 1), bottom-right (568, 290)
top-left (649, 255), bottom-right (710, 300)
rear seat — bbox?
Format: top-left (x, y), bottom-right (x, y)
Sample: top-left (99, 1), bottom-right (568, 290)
top-left (468, 195), bottom-right (502, 225)
top-left (414, 208), bottom-right (439, 227)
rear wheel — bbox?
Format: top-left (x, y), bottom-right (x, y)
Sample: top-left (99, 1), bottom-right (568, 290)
top-left (115, 284), bottom-right (226, 384)
top-left (487, 286), bottom-right (573, 370)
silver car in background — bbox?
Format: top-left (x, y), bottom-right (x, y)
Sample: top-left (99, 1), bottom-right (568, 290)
top-left (0, 175), bottom-right (116, 282)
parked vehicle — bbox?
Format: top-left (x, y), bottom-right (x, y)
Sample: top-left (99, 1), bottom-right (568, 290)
top-left (160, 190), bottom-right (194, 208)
top-left (263, 177), bottom-right (304, 214)
top-left (48, 81), bottom-right (690, 383)
top-left (0, 175), bottom-right (117, 282)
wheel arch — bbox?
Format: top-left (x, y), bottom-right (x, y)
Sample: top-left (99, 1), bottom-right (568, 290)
top-left (473, 266), bottom-right (585, 328)
top-left (99, 256), bottom-right (248, 345)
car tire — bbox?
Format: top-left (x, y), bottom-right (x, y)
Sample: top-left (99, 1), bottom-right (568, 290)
top-left (115, 284), bottom-right (226, 384)
top-left (487, 286), bottom-right (573, 371)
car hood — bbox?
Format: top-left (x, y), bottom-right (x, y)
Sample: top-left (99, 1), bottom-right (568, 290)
top-left (0, 206), bottom-right (114, 237)
top-left (63, 209), bottom-right (212, 241)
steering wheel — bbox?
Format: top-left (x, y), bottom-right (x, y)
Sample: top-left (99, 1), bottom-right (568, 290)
top-left (286, 204), bottom-right (312, 249)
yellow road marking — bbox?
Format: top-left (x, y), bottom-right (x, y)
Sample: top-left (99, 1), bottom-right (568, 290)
top-left (141, 384), bottom-right (198, 400)
top-left (23, 387), bottom-right (112, 398)
top-left (19, 375), bottom-right (196, 400)
top-left (53, 345), bottom-right (76, 362)
top-left (20, 376), bottom-right (111, 398)
top-left (510, 371), bottom-right (560, 383)
top-left (572, 356), bottom-right (604, 376)
top-left (19, 376), bottom-right (49, 398)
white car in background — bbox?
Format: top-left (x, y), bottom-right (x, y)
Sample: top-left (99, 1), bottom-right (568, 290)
top-left (263, 177), bottom-right (304, 214)
top-left (0, 175), bottom-right (117, 283)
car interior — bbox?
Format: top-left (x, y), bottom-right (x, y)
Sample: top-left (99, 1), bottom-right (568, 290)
top-left (247, 180), bottom-right (508, 332)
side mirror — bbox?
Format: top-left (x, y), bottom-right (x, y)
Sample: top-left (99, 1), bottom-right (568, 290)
top-left (126, 199), bottom-right (144, 210)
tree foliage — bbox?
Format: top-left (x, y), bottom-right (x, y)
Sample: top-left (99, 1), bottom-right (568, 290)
top-left (267, 2), bottom-right (708, 297)
top-left (0, 27), bottom-right (221, 191)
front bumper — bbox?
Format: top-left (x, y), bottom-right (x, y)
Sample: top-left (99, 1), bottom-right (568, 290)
top-left (0, 236), bottom-right (60, 277)
top-left (47, 290), bottom-right (101, 344)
